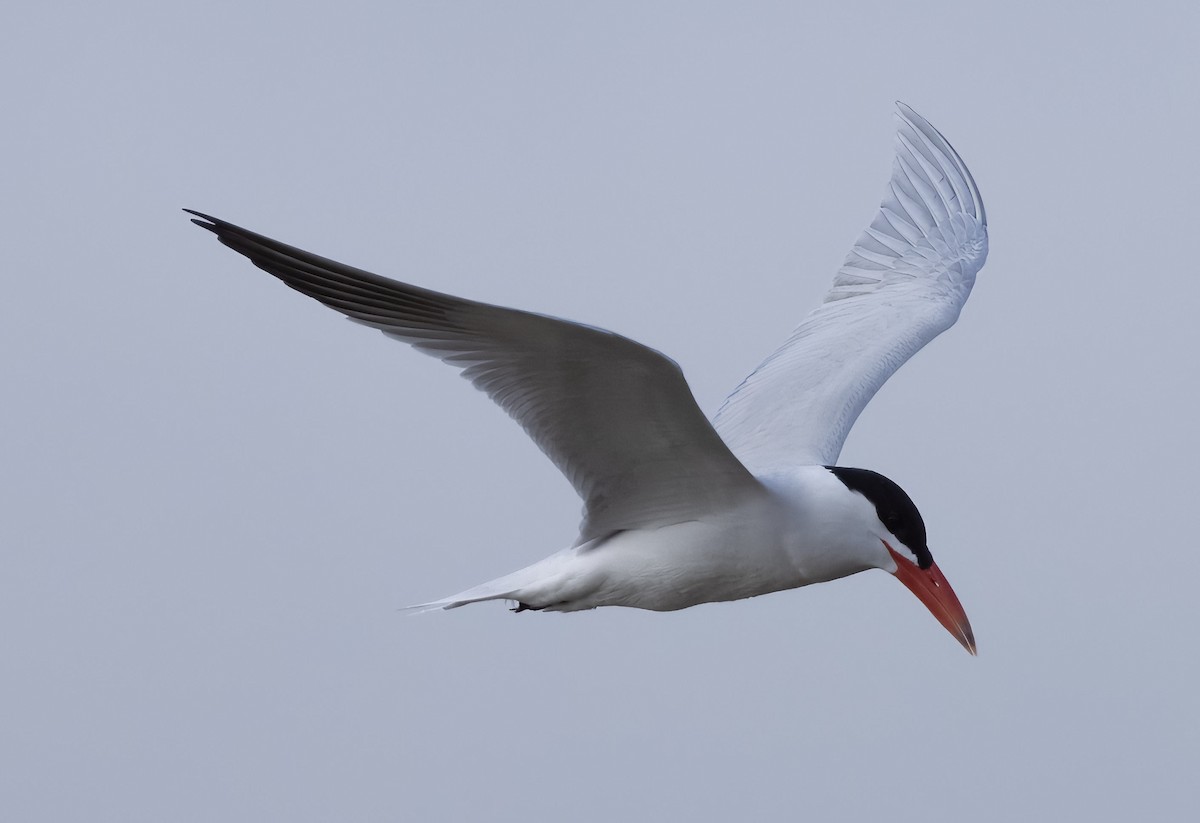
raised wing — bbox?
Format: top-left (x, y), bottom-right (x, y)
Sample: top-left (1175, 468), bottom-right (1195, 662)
top-left (188, 211), bottom-right (763, 542)
top-left (713, 104), bottom-right (988, 471)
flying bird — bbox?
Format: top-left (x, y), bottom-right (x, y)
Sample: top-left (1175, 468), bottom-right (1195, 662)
top-left (188, 103), bottom-right (987, 653)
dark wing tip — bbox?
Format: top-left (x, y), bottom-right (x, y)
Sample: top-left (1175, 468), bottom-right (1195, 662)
top-left (187, 210), bottom-right (283, 244)
top-left (185, 209), bottom-right (225, 236)
top-left (182, 208), bottom-right (478, 334)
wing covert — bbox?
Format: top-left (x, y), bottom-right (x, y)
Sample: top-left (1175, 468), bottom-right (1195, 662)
top-left (189, 211), bottom-right (763, 541)
top-left (712, 104), bottom-right (988, 470)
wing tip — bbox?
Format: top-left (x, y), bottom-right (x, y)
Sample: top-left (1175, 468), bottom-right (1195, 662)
top-left (890, 103), bottom-right (987, 227)
top-left (184, 208), bottom-right (219, 232)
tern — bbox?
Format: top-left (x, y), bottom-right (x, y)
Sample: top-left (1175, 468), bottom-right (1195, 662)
top-left (189, 103), bottom-right (987, 653)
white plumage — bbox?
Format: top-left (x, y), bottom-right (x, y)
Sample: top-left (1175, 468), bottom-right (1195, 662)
top-left (713, 103), bottom-right (988, 470)
top-left (189, 103), bottom-right (988, 652)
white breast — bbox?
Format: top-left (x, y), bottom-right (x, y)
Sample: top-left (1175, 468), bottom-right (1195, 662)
top-left (517, 468), bottom-right (879, 612)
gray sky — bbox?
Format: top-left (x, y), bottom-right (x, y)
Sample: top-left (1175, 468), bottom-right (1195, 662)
top-left (4, 1), bottom-right (1198, 820)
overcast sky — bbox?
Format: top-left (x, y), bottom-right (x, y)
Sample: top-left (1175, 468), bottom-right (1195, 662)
top-left (4, 2), bottom-right (1199, 821)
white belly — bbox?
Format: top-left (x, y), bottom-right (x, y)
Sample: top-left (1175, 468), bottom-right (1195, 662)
top-left (518, 501), bottom-right (809, 612)
top-left (417, 467), bottom-right (880, 614)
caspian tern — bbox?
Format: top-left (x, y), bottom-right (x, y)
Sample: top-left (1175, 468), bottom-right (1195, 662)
top-left (188, 103), bottom-right (987, 654)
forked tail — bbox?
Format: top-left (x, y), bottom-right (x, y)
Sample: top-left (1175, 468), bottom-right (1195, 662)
top-left (402, 549), bottom-right (577, 613)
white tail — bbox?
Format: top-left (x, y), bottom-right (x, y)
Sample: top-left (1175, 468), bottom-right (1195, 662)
top-left (402, 548), bottom-right (581, 613)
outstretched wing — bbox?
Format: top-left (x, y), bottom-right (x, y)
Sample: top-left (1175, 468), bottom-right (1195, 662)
top-left (712, 104), bottom-right (988, 470)
top-left (189, 211), bottom-right (763, 542)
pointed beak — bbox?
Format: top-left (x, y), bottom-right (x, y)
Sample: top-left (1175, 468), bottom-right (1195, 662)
top-left (886, 544), bottom-right (976, 655)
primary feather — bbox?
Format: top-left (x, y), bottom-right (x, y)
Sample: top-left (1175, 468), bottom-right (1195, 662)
top-left (185, 210), bottom-right (762, 543)
top-left (712, 103), bottom-right (988, 470)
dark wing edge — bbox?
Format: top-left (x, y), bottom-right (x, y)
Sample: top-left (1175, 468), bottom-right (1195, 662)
top-left (187, 210), bottom-right (763, 540)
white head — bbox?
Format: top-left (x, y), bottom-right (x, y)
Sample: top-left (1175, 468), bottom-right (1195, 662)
top-left (827, 466), bottom-right (976, 655)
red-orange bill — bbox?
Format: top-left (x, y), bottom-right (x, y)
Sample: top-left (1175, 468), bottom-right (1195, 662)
top-left (887, 545), bottom-right (976, 655)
